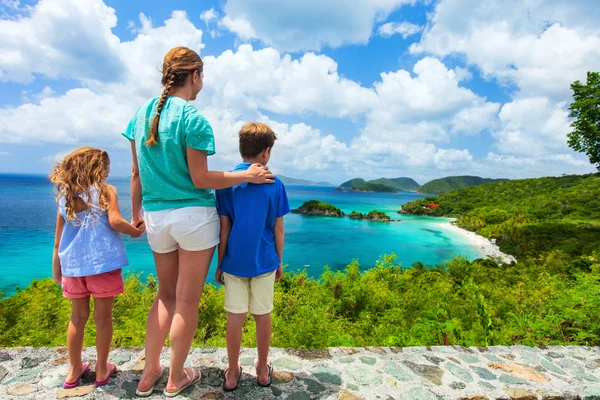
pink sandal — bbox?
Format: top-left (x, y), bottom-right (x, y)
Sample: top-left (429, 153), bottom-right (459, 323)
top-left (63, 363), bottom-right (90, 389)
top-left (94, 363), bottom-right (117, 387)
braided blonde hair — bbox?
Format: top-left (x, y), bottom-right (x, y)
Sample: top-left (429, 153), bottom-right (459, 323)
top-left (146, 47), bottom-right (204, 147)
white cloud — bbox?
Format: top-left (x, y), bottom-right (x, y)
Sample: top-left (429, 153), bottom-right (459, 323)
top-left (42, 150), bottom-right (71, 164)
top-left (200, 8), bottom-right (217, 25)
top-left (0, 0), bottom-right (124, 83)
top-left (412, 0), bottom-right (600, 100)
top-left (378, 21), bottom-right (422, 38)
top-left (493, 97), bottom-right (571, 156)
top-left (200, 45), bottom-right (376, 118)
top-left (220, 0), bottom-right (415, 52)
top-left (363, 57), bottom-right (497, 142)
top-left (220, 15), bottom-right (256, 40)
top-left (0, 0), bottom-right (596, 182)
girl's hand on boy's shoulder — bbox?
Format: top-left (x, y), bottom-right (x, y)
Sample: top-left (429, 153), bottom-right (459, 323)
top-left (215, 268), bottom-right (225, 285)
top-left (275, 266), bottom-right (283, 281)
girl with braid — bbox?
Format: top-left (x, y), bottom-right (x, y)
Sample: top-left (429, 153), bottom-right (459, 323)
top-left (122, 47), bottom-right (274, 397)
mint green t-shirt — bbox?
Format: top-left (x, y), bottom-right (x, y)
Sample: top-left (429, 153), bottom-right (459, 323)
top-left (122, 96), bottom-right (216, 212)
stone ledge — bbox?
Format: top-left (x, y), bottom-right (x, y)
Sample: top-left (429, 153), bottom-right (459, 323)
top-left (0, 346), bottom-right (599, 399)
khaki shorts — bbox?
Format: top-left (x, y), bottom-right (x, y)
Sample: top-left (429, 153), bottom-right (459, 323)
top-left (223, 271), bottom-right (276, 315)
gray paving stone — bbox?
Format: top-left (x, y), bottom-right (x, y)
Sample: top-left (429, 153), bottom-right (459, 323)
top-left (458, 354), bottom-right (480, 364)
top-left (272, 358), bottom-right (302, 371)
top-left (359, 356), bottom-right (377, 366)
top-left (446, 363), bottom-right (474, 383)
top-left (344, 366), bottom-right (383, 386)
top-left (499, 373), bottom-right (529, 385)
top-left (312, 367), bottom-right (342, 385)
top-left (402, 387), bottom-right (437, 400)
top-left (2, 368), bottom-right (40, 385)
top-left (402, 361), bottom-right (444, 385)
top-left (383, 362), bottom-right (412, 382)
top-left (471, 366), bottom-right (497, 380)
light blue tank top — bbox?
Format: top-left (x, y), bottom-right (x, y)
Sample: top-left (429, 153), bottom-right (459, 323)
top-left (58, 189), bottom-right (128, 277)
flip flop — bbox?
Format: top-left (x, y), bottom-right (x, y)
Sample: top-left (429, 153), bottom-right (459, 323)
top-left (223, 366), bottom-right (242, 392)
top-left (63, 362), bottom-right (90, 389)
top-left (136, 365), bottom-right (166, 397)
top-left (164, 367), bottom-right (201, 398)
top-left (94, 362), bottom-right (117, 387)
top-left (256, 363), bottom-right (273, 387)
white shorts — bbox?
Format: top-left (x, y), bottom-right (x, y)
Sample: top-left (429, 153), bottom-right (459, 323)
top-left (145, 207), bottom-right (220, 253)
top-left (223, 271), bottom-right (277, 315)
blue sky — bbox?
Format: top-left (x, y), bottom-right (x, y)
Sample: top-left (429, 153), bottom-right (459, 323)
top-left (0, 0), bottom-right (598, 184)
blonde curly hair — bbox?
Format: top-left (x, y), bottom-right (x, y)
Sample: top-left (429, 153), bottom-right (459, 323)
top-left (49, 147), bottom-right (110, 224)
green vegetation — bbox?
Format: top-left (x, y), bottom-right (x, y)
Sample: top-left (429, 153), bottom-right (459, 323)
top-left (352, 182), bottom-right (397, 193)
top-left (402, 173), bottom-right (600, 259)
top-left (568, 72), bottom-right (600, 170)
top-left (338, 178), bottom-right (367, 189)
top-left (366, 210), bottom-right (391, 221)
top-left (291, 200), bottom-right (345, 216)
top-left (348, 210), bottom-right (391, 221)
top-left (2, 252), bottom-right (599, 348)
top-left (368, 177), bottom-right (420, 192)
top-left (278, 175), bottom-right (334, 187)
top-left (418, 176), bottom-right (507, 194)
top-left (338, 177), bottom-right (419, 192)
top-left (3, 174), bottom-right (600, 348)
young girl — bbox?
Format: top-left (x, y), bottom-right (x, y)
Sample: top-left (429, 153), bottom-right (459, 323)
top-left (50, 147), bottom-right (144, 389)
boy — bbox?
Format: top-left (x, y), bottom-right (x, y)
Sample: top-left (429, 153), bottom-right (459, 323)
top-left (215, 122), bottom-right (290, 391)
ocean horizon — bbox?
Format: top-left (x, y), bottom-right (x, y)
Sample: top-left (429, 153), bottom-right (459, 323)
top-left (0, 173), bottom-right (483, 295)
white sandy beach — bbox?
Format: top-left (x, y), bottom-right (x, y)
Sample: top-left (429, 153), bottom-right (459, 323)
top-left (436, 219), bottom-right (517, 264)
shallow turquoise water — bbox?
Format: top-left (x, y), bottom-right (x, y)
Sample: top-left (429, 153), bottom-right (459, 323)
top-left (0, 174), bottom-right (481, 294)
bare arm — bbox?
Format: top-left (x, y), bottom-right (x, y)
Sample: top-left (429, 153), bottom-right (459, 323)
top-left (187, 147), bottom-right (275, 190)
top-left (52, 212), bottom-right (65, 285)
top-left (107, 185), bottom-right (145, 237)
top-left (129, 140), bottom-right (144, 226)
top-left (274, 216), bottom-right (285, 280)
top-left (215, 215), bottom-right (232, 284)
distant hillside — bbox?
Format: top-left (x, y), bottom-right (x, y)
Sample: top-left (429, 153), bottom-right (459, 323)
top-left (337, 177), bottom-right (419, 193)
top-left (352, 182), bottom-right (397, 193)
top-left (278, 175), bottom-right (334, 187)
top-left (419, 176), bottom-right (507, 194)
top-left (338, 178), bottom-right (367, 189)
top-left (369, 177), bottom-right (420, 192)
top-left (402, 173), bottom-right (600, 258)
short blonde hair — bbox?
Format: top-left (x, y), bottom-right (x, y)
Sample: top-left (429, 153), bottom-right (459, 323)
top-left (239, 122), bottom-right (277, 158)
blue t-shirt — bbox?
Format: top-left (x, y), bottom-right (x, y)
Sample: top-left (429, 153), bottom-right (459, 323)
top-left (216, 163), bottom-right (290, 278)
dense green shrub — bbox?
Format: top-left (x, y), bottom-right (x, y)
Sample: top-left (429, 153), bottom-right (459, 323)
top-left (401, 173), bottom-right (600, 258)
top-left (2, 252), bottom-right (599, 348)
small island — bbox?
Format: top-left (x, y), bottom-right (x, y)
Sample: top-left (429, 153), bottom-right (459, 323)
top-left (291, 200), bottom-right (345, 217)
top-left (349, 210), bottom-right (392, 221)
top-left (293, 201), bottom-right (395, 222)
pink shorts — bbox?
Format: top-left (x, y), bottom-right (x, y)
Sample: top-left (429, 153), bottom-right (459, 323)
top-left (62, 269), bottom-right (124, 299)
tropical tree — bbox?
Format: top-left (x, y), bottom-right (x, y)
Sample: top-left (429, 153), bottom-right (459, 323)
top-left (568, 71), bottom-right (600, 170)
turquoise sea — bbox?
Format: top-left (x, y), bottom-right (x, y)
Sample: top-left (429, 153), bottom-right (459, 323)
top-left (0, 174), bottom-right (482, 294)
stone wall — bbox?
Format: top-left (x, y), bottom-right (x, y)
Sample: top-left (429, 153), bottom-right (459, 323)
top-left (1, 346), bottom-right (599, 399)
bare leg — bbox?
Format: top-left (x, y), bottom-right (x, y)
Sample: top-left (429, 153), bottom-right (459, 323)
top-left (166, 246), bottom-right (214, 392)
top-left (65, 298), bottom-right (90, 383)
top-left (224, 312), bottom-right (246, 389)
top-left (253, 313), bottom-right (272, 385)
top-left (94, 297), bottom-right (115, 382)
top-left (138, 251), bottom-right (179, 392)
